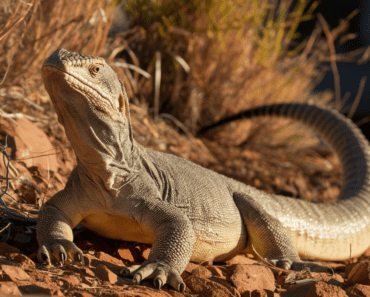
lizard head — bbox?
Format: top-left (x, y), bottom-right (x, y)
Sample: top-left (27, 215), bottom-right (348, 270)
top-left (41, 48), bottom-right (129, 125)
top-left (41, 49), bottom-right (140, 181)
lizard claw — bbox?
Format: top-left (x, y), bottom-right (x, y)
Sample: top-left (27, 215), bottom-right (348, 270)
top-left (41, 253), bottom-right (49, 264)
top-left (74, 253), bottom-right (84, 265)
top-left (269, 258), bottom-right (334, 274)
top-left (132, 274), bottom-right (142, 285)
top-left (122, 260), bottom-right (185, 292)
top-left (59, 252), bottom-right (66, 265)
top-left (37, 239), bottom-right (84, 266)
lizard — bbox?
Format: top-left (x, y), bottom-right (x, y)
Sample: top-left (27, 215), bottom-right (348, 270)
top-left (37, 48), bottom-right (370, 292)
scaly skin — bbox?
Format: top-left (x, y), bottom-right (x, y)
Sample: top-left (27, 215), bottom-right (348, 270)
top-left (38, 49), bottom-right (370, 292)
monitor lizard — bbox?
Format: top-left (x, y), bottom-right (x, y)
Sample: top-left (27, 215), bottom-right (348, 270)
top-left (37, 48), bottom-right (370, 292)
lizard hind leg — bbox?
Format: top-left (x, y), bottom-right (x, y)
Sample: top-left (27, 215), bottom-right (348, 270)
top-left (233, 193), bottom-right (332, 273)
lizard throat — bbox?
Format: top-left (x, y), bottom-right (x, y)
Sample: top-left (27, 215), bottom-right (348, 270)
top-left (42, 65), bottom-right (124, 123)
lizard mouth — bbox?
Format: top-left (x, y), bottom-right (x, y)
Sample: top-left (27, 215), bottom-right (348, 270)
top-left (42, 65), bottom-right (120, 119)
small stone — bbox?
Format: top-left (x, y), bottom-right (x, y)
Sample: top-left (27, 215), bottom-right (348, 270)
top-left (0, 243), bottom-right (20, 256)
top-left (0, 282), bottom-right (22, 296)
top-left (229, 264), bottom-right (275, 294)
top-left (347, 260), bottom-right (370, 286)
top-left (94, 251), bottom-right (123, 266)
top-left (19, 284), bottom-right (64, 296)
top-left (74, 292), bottom-right (96, 297)
top-left (95, 264), bottom-right (118, 283)
top-left (8, 253), bottom-right (36, 268)
top-left (225, 255), bottom-right (258, 265)
top-left (81, 267), bottom-right (95, 277)
top-left (13, 233), bottom-right (32, 248)
top-left (282, 281), bottom-right (347, 297)
top-left (207, 266), bottom-right (226, 278)
top-left (142, 247), bottom-right (151, 260)
top-left (82, 276), bottom-right (98, 287)
top-left (63, 275), bottom-right (80, 286)
top-left (185, 274), bottom-right (234, 296)
top-left (0, 264), bottom-right (30, 281)
top-left (346, 284), bottom-right (370, 297)
top-left (117, 247), bottom-right (135, 262)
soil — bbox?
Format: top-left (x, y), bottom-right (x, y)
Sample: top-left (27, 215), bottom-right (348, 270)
top-left (0, 102), bottom-right (369, 296)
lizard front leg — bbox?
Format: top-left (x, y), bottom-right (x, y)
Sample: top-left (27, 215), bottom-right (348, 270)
top-left (119, 198), bottom-right (196, 292)
top-left (37, 189), bottom-right (84, 265)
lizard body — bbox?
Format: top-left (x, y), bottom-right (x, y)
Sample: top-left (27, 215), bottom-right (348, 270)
top-left (37, 49), bottom-right (370, 291)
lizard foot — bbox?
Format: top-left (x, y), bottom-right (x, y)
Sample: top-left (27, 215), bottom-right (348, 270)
top-left (269, 258), bottom-right (334, 274)
top-left (37, 239), bottom-right (84, 266)
top-left (120, 260), bottom-right (185, 292)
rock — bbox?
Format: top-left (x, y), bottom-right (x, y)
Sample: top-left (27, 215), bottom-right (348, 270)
top-left (225, 255), bottom-right (259, 265)
top-left (207, 266), bottom-right (226, 278)
top-left (281, 281), bottom-right (347, 297)
top-left (246, 289), bottom-right (278, 297)
top-left (8, 253), bottom-right (36, 268)
top-left (0, 243), bottom-right (20, 256)
top-left (19, 284), bottom-right (64, 296)
top-left (0, 117), bottom-right (59, 173)
top-left (0, 282), bottom-right (22, 296)
top-left (346, 284), bottom-right (370, 297)
top-left (141, 247), bottom-right (151, 260)
top-left (0, 264), bottom-right (30, 281)
top-left (185, 275), bottom-right (235, 297)
top-left (228, 264), bottom-right (275, 294)
top-left (81, 267), bottom-right (95, 278)
top-left (74, 292), bottom-right (96, 297)
top-left (62, 274), bottom-right (80, 286)
top-left (95, 251), bottom-right (124, 267)
top-left (95, 264), bottom-right (118, 283)
top-left (82, 276), bottom-right (98, 287)
top-left (185, 263), bottom-right (212, 278)
top-left (117, 246), bottom-right (135, 262)
top-left (13, 233), bottom-right (32, 248)
top-left (347, 260), bottom-right (370, 286)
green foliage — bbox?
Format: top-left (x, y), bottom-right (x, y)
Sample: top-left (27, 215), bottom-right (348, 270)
top-left (124, 0), bottom-right (318, 64)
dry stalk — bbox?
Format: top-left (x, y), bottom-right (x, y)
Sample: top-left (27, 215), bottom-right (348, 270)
top-left (317, 13), bottom-right (341, 111)
top-left (348, 76), bottom-right (367, 119)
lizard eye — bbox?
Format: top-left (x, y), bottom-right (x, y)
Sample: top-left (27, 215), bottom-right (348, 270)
top-left (89, 65), bottom-right (101, 76)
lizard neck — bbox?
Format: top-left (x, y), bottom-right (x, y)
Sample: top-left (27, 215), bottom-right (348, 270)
top-left (61, 105), bottom-right (141, 195)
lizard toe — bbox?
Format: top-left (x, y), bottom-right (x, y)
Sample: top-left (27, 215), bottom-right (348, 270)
top-left (37, 239), bottom-right (84, 266)
top-left (119, 264), bottom-right (141, 277)
top-left (125, 261), bottom-right (185, 292)
top-left (269, 258), bottom-right (334, 274)
top-left (290, 261), bottom-right (334, 274)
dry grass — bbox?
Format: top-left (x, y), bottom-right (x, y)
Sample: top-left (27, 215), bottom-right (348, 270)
top-left (108, 0), bottom-right (366, 153)
top-left (0, 0), bottom-right (367, 214)
top-left (0, 0), bottom-right (116, 92)
top-left (118, 0), bottom-right (335, 132)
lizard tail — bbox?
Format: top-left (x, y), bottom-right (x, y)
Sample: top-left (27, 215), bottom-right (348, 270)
top-left (199, 103), bottom-right (370, 260)
top-left (199, 103), bottom-right (370, 202)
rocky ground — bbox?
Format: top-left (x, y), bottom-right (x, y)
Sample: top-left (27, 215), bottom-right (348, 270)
top-left (0, 101), bottom-right (369, 296)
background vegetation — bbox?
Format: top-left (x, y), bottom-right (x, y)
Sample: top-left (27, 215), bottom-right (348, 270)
top-left (0, 0), bottom-right (367, 206)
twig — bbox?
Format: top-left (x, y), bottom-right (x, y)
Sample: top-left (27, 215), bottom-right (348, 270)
top-left (317, 13), bottom-right (341, 110)
top-left (159, 113), bottom-right (193, 139)
top-left (165, 51), bottom-right (191, 73)
top-left (359, 46), bottom-right (370, 64)
top-left (1, 90), bottom-right (44, 111)
top-left (0, 222), bottom-right (11, 234)
top-left (0, 109), bottom-right (41, 122)
top-left (301, 24), bottom-right (321, 60)
top-left (111, 62), bottom-right (151, 79)
top-left (356, 115), bottom-right (370, 127)
top-left (348, 76), bottom-right (367, 119)
top-left (154, 51), bottom-right (162, 123)
top-left (0, 139), bottom-right (37, 223)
